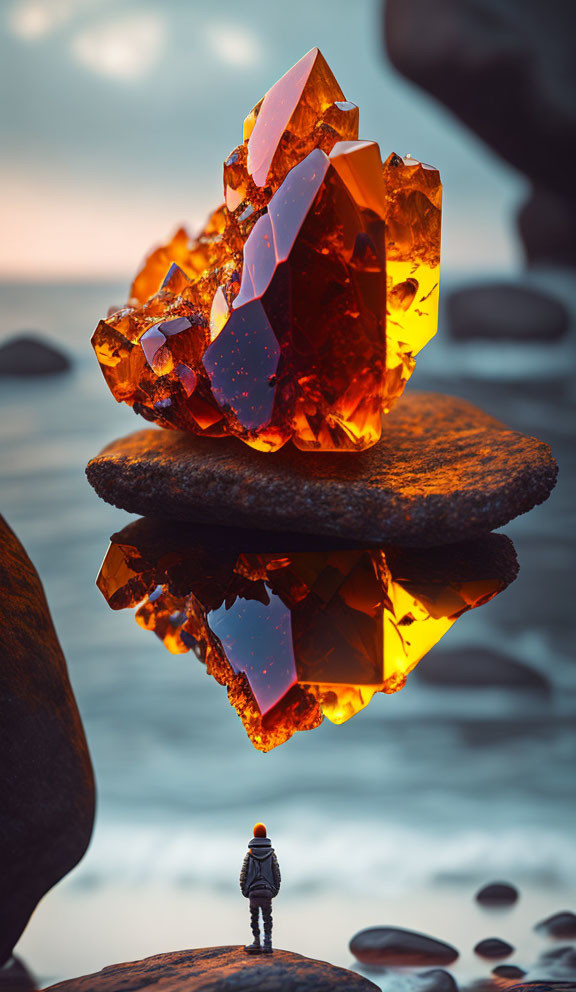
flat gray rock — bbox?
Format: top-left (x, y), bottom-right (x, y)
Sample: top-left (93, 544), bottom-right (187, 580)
top-left (86, 393), bottom-right (557, 547)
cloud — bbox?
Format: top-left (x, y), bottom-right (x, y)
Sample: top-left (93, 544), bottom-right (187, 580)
top-left (204, 23), bottom-right (261, 68)
top-left (7, 0), bottom-right (84, 40)
top-left (70, 10), bottom-right (166, 81)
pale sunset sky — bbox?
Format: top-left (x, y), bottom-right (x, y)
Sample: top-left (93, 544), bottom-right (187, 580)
top-left (0, 0), bottom-right (526, 282)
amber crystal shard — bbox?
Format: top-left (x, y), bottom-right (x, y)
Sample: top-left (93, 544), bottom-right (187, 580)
top-left (92, 48), bottom-right (442, 452)
top-left (97, 522), bottom-right (515, 752)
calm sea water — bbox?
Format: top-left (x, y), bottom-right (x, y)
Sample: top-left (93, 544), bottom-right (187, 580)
top-left (1, 280), bottom-right (575, 904)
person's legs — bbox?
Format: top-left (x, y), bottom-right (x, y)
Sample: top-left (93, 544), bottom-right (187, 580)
top-left (261, 899), bottom-right (273, 953)
top-left (245, 900), bottom-right (261, 953)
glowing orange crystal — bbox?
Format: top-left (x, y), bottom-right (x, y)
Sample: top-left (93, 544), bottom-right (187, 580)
top-left (92, 49), bottom-right (442, 452)
top-left (97, 522), bottom-right (514, 751)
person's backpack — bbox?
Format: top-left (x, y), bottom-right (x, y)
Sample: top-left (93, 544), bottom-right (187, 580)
top-left (247, 853), bottom-right (274, 894)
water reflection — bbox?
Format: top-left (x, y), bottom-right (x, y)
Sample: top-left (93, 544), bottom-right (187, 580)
top-left (97, 520), bottom-right (518, 751)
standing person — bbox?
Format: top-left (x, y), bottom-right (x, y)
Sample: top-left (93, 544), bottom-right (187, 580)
top-left (240, 823), bottom-right (281, 954)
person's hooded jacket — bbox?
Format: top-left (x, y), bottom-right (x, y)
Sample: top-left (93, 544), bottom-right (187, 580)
top-left (240, 836), bottom-right (281, 898)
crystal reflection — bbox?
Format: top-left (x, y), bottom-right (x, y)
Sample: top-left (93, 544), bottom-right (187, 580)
top-left (97, 520), bottom-right (518, 751)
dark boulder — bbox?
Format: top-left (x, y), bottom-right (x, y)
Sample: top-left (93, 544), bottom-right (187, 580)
top-left (476, 882), bottom-right (519, 907)
top-left (383, 0), bottom-right (576, 200)
top-left (535, 911), bottom-right (576, 939)
top-left (350, 927), bottom-right (459, 967)
top-left (44, 946), bottom-right (379, 991)
top-left (518, 189), bottom-right (576, 269)
top-left (532, 944), bottom-right (576, 980)
top-left (0, 956), bottom-right (36, 990)
top-left (474, 939), bottom-right (514, 960)
top-left (417, 969), bottom-right (458, 992)
top-left (492, 964), bottom-right (526, 979)
top-left (0, 335), bottom-right (71, 376)
top-left (0, 516), bottom-right (95, 964)
top-left (416, 649), bottom-right (549, 692)
top-left (447, 285), bottom-right (569, 343)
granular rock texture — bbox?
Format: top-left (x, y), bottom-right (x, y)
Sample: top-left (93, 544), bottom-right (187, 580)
top-left (0, 516), bottom-right (95, 965)
top-left (44, 946), bottom-right (379, 992)
top-left (86, 392), bottom-right (557, 547)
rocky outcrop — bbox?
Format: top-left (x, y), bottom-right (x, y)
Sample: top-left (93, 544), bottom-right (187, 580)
top-left (44, 946), bottom-right (379, 991)
top-left (0, 516), bottom-right (95, 964)
top-left (384, 0), bottom-right (576, 200)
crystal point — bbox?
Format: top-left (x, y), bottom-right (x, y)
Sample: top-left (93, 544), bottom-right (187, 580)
top-left (92, 50), bottom-right (442, 452)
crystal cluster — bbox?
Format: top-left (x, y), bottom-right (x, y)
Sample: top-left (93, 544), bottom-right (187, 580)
top-left (98, 526), bottom-right (507, 751)
top-left (92, 48), bottom-right (442, 452)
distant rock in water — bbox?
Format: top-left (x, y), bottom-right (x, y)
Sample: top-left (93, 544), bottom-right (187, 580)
top-left (350, 927), bottom-right (459, 967)
top-left (416, 969), bottom-right (458, 992)
top-left (492, 964), bottom-right (526, 979)
top-left (535, 911), bottom-right (576, 939)
top-left (415, 649), bottom-right (550, 693)
top-left (0, 956), bottom-right (36, 990)
top-left (518, 188), bottom-right (576, 269)
top-left (475, 881), bottom-right (519, 907)
top-left (0, 515), bottom-right (95, 965)
top-left (474, 938), bottom-right (514, 960)
top-left (534, 944), bottom-right (576, 979)
top-left (44, 946), bottom-right (380, 991)
top-left (0, 334), bottom-right (71, 376)
top-left (447, 285), bottom-right (569, 343)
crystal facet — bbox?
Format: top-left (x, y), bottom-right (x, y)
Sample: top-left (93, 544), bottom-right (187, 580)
top-left (92, 49), bottom-right (442, 452)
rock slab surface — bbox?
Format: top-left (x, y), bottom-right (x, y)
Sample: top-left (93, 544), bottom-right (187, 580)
top-left (44, 946), bottom-right (379, 991)
top-left (86, 393), bottom-right (557, 548)
top-left (0, 516), bottom-right (95, 964)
